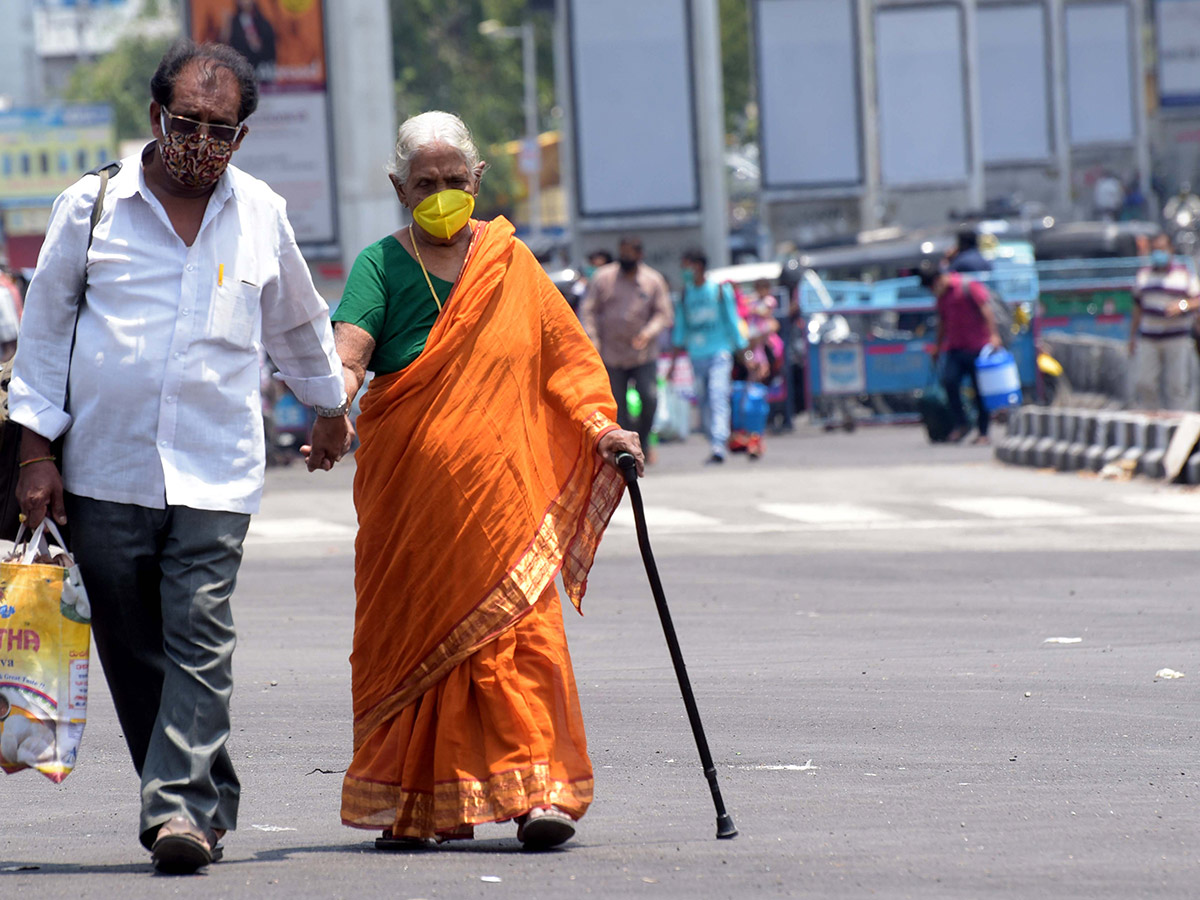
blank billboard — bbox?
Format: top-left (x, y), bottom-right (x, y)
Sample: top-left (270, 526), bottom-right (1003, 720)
top-left (1065, 2), bottom-right (1135, 144)
top-left (755, 0), bottom-right (861, 189)
top-left (876, 5), bottom-right (968, 185)
top-left (978, 3), bottom-right (1051, 162)
top-left (569, 0), bottom-right (699, 216)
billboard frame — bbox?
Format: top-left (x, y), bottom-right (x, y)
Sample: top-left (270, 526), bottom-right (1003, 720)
top-left (564, 0), bottom-right (703, 220)
top-left (873, 0), bottom-right (973, 190)
top-left (977, 0), bottom-right (1055, 166)
top-left (752, 0), bottom-right (865, 193)
top-left (183, 0), bottom-right (341, 260)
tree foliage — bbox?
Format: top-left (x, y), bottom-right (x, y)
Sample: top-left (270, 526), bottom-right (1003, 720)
top-left (62, 33), bottom-right (173, 141)
top-left (721, 0), bottom-right (753, 140)
top-left (390, 0), bottom-right (556, 218)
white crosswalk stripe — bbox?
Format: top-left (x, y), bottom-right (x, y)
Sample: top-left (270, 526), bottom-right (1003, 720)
top-left (1119, 494), bottom-right (1200, 514)
top-left (246, 517), bottom-right (356, 544)
top-left (758, 502), bottom-right (901, 524)
top-left (934, 497), bottom-right (1088, 519)
top-left (608, 506), bottom-right (721, 530)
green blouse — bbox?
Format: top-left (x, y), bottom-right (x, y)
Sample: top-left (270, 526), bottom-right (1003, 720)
top-left (331, 235), bottom-right (453, 374)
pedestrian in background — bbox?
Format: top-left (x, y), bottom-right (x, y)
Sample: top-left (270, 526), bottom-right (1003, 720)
top-left (948, 227), bottom-right (992, 274)
top-left (671, 248), bottom-right (751, 465)
top-left (1130, 232), bottom-right (1200, 410)
top-left (10, 39), bottom-right (352, 874)
top-left (921, 265), bottom-right (1003, 445)
top-left (333, 111), bottom-right (641, 850)
top-left (728, 278), bottom-right (778, 459)
top-left (0, 259), bottom-right (23, 361)
top-left (570, 248), bottom-right (612, 311)
top-left (581, 237), bottom-right (672, 463)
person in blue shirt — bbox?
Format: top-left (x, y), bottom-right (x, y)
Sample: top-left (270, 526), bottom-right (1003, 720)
top-left (949, 228), bottom-right (993, 274)
top-left (670, 248), bottom-right (751, 464)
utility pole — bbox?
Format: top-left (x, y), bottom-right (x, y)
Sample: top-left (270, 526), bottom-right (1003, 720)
top-left (692, 0), bottom-right (729, 268)
top-left (481, 18), bottom-right (542, 247)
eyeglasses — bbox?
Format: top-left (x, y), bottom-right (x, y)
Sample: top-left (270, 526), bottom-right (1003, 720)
top-left (160, 108), bottom-right (246, 143)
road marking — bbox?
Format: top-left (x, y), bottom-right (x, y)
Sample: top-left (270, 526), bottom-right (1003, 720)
top-left (608, 506), bottom-right (722, 529)
top-left (1120, 494), bottom-right (1200, 514)
top-left (759, 502), bottom-right (900, 524)
top-left (935, 497), bottom-right (1088, 519)
top-left (247, 517), bottom-right (356, 543)
top-left (610, 511), bottom-right (1200, 536)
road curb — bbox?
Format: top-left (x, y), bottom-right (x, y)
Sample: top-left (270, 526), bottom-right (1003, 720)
top-left (997, 406), bottom-right (1200, 483)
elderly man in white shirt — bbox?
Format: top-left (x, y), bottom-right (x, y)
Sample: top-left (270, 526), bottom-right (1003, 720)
top-left (10, 40), bottom-right (351, 875)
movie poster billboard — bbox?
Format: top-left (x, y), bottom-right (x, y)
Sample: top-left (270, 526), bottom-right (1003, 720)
top-left (187, 0), bottom-right (339, 257)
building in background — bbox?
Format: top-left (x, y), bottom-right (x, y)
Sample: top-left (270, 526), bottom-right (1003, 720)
top-left (0, 0), bottom-right (45, 111)
top-left (0, 104), bottom-right (118, 271)
top-left (33, 0), bottom-right (174, 95)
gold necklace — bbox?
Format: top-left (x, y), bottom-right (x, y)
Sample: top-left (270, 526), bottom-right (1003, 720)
top-left (409, 224), bottom-right (444, 313)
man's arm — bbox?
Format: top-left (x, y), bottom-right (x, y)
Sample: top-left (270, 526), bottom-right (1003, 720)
top-left (9, 182), bottom-right (95, 443)
top-left (259, 208), bottom-right (350, 471)
top-left (10, 181), bottom-right (98, 527)
top-left (634, 272), bottom-right (674, 350)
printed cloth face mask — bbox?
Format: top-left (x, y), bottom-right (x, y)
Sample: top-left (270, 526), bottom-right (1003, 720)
top-left (412, 189), bottom-right (475, 240)
top-left (159, 111), bottom-right (237, 190)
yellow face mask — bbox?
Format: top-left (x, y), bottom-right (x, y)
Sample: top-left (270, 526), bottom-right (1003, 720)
top-left (411, 189), bottom-right (475, 240)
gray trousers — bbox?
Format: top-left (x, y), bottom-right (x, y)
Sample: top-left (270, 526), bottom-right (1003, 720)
top-left (607, 361), bottom-right (659, 450)
top-left (1133, 334), bottom-right (1196, 411)
top-left (65, 495), bottom-right (250, 848)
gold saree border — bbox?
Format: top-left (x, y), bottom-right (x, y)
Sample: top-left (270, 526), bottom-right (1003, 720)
top-left (342, 765), bottom-right (594, 836)
top-left (352, 411), bottom-right (623, 749)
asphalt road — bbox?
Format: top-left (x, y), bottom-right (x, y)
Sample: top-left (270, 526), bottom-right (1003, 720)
top-left (3, 423), bottom-right (1199, 898)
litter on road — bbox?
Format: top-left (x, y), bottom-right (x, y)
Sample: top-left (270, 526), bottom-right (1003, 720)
top-left (1043, 636), bottom-right (1083, 644)
top-left (1154, 668), bottom-right (1185, 679)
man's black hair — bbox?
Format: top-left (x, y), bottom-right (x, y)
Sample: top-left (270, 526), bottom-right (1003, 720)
top-left (955, 227), bottom-right (979, 252)
top-left (917, 261), bottom-right (942, 289)
top-left (151, 39), bottom-right (259, 123)
top-left (682, 246), bottom-right (707, 268)
top-left (618, 236), bottom-right (643, 254)
top-left (589, 249), bottom-right (614, 265)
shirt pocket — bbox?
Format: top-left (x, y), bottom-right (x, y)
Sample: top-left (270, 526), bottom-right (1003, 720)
top-left (205, 279), bottom-right (259, 349)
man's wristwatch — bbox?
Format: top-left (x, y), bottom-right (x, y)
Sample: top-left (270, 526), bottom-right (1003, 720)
top-left (313, 398), bottom-right (351, 418)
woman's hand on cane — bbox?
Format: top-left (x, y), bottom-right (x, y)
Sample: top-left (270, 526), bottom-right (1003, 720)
top-left (597, 429), bottom-right (644, 477)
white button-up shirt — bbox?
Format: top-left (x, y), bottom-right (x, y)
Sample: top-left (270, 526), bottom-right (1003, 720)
top-left (10, 148), bottom-right (345, 513)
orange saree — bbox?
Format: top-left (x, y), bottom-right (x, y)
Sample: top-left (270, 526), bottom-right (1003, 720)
top-left (340, 218), bottom-right (624, 838)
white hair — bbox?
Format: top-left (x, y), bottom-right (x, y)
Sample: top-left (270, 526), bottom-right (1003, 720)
top-left (387, 110), bottom-right (482, 182)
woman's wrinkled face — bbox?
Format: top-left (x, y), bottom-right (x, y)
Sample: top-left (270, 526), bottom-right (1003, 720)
top-left (392, 143), bottom-right (476, 211)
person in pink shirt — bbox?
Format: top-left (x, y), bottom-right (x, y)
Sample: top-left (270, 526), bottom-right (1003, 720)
top-left (920, 267), bottom-right (1002, 444)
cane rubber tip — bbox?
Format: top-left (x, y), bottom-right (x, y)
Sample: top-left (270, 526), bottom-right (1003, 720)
top-left (716, 815), bottom-right (738, 839)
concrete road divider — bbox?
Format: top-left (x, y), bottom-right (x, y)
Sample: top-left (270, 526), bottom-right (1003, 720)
top-left (996, 406), bottom-right (1200, 483)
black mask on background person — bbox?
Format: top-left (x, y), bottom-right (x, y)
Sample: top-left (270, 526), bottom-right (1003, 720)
top-left (619, 257), bottom-right (638, 273)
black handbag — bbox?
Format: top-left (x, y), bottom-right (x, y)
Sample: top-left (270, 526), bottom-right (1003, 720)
top-left (0, 162), bottom-right (120, 539)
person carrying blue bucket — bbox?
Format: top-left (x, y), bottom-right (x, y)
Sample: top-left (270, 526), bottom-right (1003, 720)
top-left (920, 265), bottom-right (1005, 446)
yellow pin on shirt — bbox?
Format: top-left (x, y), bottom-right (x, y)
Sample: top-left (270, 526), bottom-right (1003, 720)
top-left (218, 264), bottom-right (224, 287)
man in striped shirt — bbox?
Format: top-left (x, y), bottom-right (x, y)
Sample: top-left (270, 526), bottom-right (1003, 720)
top-left (1130, 234), bottom-right (1200, 410)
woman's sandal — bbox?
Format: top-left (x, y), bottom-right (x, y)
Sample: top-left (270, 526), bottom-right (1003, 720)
top-left (375, 829), bottom-right (434, 851)
top-left (516, 806), bottom-right (576, 850)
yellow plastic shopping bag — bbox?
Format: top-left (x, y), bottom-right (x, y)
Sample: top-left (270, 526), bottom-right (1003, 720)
top-left (0, 520), bottom-right (91, 783)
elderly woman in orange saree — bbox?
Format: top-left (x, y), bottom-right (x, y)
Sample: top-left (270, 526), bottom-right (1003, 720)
top-left (331, 111), bottom-right (643, 850)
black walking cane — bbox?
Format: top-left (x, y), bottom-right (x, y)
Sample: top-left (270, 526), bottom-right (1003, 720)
top-left (615, 452), bottom-right (738, 840)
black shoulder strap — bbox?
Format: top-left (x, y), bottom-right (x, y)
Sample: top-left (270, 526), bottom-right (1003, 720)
top-left (86, 161), bottom-right (121, 249)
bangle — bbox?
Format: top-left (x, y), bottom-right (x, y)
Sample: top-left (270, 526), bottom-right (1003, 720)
top-left (19, 455), bottom-right (56, 468)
